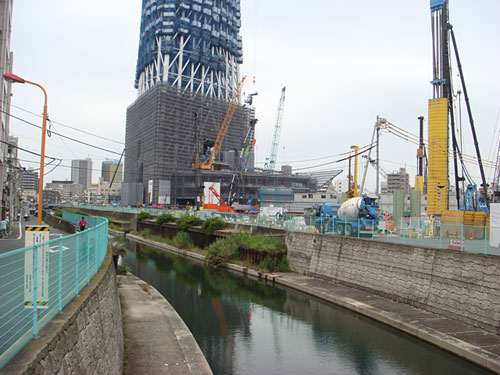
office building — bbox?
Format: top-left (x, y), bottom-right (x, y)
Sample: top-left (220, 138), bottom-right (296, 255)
top-left (71, 158), bottom-right (92, 191)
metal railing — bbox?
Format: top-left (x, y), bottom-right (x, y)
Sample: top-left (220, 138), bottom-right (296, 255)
top-left (0, 213), bottom-right (108, 370)
top-left (81, 204), bottom-right (499, 255)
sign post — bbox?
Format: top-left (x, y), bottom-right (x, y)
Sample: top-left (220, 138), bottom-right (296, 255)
top-left (24, 225), bottom-right (50, 309)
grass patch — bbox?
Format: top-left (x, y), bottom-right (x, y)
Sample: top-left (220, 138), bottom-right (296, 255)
top-left (176, 215), bottom-right (202, 232)
top-left (137, 211), bottom-right (152, 221)
top-left (156, 213), bottom-right (175, 225)
top-left (173, 231), bottom-right (194, 249)
top-left (202, 217), bottom-right (225, 235)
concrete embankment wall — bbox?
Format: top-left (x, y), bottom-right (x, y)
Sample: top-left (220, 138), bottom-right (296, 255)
top-left (2, 253), bottom-right (123, 374)
top-left (286, 232), bottom-right (500, 334)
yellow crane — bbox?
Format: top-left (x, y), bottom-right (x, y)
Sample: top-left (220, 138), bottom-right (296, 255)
top-left (346, 145), bottom-right (359, 198)
top-left (193, 76), bottom-right (246, 170)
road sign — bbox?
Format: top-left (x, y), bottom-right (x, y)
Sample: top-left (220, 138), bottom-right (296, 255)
top-left (24, 225), bottom-right (50, 309)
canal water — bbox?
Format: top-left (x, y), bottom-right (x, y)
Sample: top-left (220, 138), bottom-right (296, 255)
top-left (121, 240), bottom-right (489, 375)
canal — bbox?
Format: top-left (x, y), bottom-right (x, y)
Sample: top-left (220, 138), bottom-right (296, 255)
top-left (121, 239), bottom-right (489, 375)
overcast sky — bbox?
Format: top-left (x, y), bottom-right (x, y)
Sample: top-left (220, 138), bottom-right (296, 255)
top-left (8, 0), bottom-right (500, 193)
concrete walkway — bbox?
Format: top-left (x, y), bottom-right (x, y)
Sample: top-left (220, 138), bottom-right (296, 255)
top-left (118, 274), bottom-right (212, 375)
top-left (273, 272), bottom-right (500, 374)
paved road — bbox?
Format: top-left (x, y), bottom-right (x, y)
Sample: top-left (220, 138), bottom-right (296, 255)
top-left (0, 216), bottom-right (70, 254)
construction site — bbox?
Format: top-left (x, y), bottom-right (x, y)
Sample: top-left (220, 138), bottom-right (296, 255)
top-left (122, 0), bottom-right (498, 239)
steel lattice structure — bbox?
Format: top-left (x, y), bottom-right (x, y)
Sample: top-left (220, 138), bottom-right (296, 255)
top-left (135, 0), bottom-right (243, 99)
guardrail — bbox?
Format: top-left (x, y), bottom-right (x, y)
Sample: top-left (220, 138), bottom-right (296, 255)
top-left (80, 205), bottom-right (499, 255)
top-left (0, 213), bottom-right (108, 370)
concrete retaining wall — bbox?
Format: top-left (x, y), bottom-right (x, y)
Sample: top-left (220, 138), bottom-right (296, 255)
top-left (2, 253), bottom-right (123, 374)
top-left (286, 232), bottom-right (500, 334)
top-left (42, 210), bottom-right (77, 233)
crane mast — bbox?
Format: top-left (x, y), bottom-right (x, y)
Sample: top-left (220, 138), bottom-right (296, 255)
top-left (193, 76), bottom-right (246, 170)
top-left (264, 86), bottom-right (286, 172)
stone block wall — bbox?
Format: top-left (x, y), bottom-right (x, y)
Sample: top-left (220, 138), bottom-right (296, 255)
top-left (287, 232), bottom-right (500, 334)
top-left (3, 255), bottom-right (123, 374)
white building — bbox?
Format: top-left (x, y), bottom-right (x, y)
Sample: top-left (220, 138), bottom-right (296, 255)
top-left (88, 178), bottom-right (122, 205)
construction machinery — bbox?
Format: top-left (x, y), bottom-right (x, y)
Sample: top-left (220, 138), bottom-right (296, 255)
top-left (202, 186), bottom-right (235, 213)
top-left (346, 145), bottom-right (359, 199)
top-left (334, 196), bottom-right (380, 237)
top-left (428, 0), bottom-right (488, 216)
top-left (193, 76), bottom-right (246, 170)
top-left (264, 87), bottom-right (286, 172)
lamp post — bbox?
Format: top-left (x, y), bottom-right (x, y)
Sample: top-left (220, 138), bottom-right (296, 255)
top-left (3, 72), bottom-right (48, 225)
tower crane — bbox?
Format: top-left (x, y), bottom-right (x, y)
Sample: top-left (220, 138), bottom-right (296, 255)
top-left (193, 76), bottom-right (246, 170)
top-left (264, 86), bottom-right (286, 172)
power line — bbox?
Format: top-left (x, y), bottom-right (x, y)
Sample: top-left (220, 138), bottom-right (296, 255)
top-left (8, 101), bottom-right (124, 145)
top-left (0, 139), bottom-right (60, 161)
top-left (3, 109), bottom-right (123, 156)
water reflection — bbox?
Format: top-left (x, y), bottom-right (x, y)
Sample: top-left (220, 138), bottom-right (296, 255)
top-left (123, 239), bottom-right (488, 375)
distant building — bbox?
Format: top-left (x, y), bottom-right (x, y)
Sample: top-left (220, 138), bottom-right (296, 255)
top-left (21, 189), bottom-right (37, 203)
top-left (21, 169), bottom-right (39, 192)
top-left (88, 178), bottom-right (122, 205)
top-left (45, 180), bottom-right (83, 202)
top-left (71, 158), bottom-right (92, 191)
top-left (43, 189), bottom-right (61, 205)
top-left (0, 0), bottom-right (14, 221)
top-left (333, 180), bottom-right (349, 194)
top-left (383, 168), bottom-right (410, 194)
top-left (101, 159), bottom-right (122, 183)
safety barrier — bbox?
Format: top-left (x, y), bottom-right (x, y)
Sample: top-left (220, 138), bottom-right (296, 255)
top-left (80, 204), bottom-right (499, 255)
top-left (0, 213), bottom-right (108, 370)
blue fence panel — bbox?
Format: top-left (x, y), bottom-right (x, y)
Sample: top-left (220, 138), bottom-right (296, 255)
top-left (0, 215), bottom-right (108, 370)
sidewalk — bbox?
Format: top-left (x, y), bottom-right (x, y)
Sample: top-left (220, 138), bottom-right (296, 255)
top-left (118, 273), bottom-right (213, 375)
top-left (273, 273), bottom-right (500, 374)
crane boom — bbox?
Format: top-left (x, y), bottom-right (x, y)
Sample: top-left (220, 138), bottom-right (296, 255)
top-left (264, 86), bottom-right (286, 171)
top-left (193, 76), bottom-right (246, 170)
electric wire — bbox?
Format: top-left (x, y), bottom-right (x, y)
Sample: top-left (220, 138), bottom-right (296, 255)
top-left (2, 109), bottom-right (123, 156)
top-left (7, 101), bottom-right (124, 145)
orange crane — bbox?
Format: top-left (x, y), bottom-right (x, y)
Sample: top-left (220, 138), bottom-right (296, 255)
top-left (193, 76), bottom-right (246, 170)
top-left (203, 186), bottom-right (235, 213)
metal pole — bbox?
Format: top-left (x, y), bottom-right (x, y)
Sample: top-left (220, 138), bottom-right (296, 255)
top-left (58, 237), bottom-right (63, 311)
top-left (440, 222), bottom-right (443, 249)
top-left (376, 125), bottom-right (380, 196)
top-left (75, 234), bottom-right (79, 296)
top-left (23, 81), bottom-right (49, 226)
top-left (33, 244), bottom-right (39, 336)
top-left (449, 26), bottom-right (489, 207)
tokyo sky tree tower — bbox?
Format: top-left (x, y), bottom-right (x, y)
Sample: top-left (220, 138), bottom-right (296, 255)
top-left (135, 0), bottom-right (243, 99)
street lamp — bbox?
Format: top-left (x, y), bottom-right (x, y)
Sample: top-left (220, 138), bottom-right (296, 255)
top-left (3, 72), bottom-right (48, 225)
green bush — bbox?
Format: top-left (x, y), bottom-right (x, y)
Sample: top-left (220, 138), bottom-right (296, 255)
top-left (205, 238), bottom-right (239, 266)
top-left (123, 227), bottom-right (131, 234)
top-left (137, 211), bottom-right (152, 221)
top-left (117, 264), bottom-right (130, 275)
top-left (277, 256), bottom-right (291, 272)
top-left (54, 209), bottom-right (63, 217)
top-left (176, 215), bottom-right (203, 232)
top-left (141, 228), bottom-right (153, 238)
top-left (232, 232), bottom-right (287, 254)
top-left (202, 217), bottom-right (225, 235)
top-left (157, 213), bottom-right (175, 225)
top-left (258, 256), bottom-right (276, 272)
top-left (173, 231), bottom-right (194, 249)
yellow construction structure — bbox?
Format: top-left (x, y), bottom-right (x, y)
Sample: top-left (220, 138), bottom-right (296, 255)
top-left (427, 98), bottom-right (449, 216)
